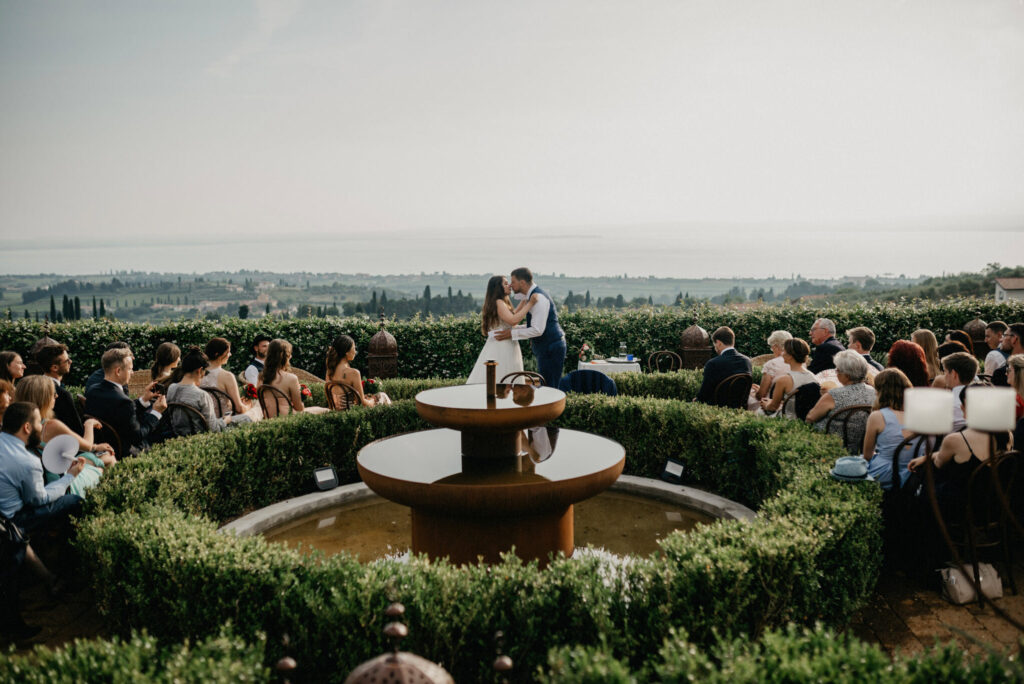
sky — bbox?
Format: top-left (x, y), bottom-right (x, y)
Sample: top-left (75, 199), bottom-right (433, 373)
top-left (1, 1), bottom-right (1022, 276)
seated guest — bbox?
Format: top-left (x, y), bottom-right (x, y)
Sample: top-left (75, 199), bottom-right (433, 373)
top-left (84, 342), bottom-right (131, 393)
top-left (807, 318), bottom-right (845, 374)
top-left (14, 376), bottom-right (114, 498)
top-left (983, 321), bottom-right (1009, 375)
top-left (0, 352), bottom-right (26, 385)
top-left (945, 329), bottom-right (975, 356)
top-left (886, 340), bottom-right (931, 388)
top-left (84, 348), bottom-right (167, 454)
top-left (0, 379), bottom-right (14, 423)
top-left (259, 339), bottom-right (329, 417)
top-left (35, 343), bottom-right (84, 436)
top-left (760, 338), bottom-right (816, 418)
top-left (845, 326), bottom-right (883, 375)
top-left (167, 347), bottom-right (248, 433)
top-left (806, 350), bottom-right (876, 445)
top-left (243, 334), bottom-right (272, 387)
top-left (150, 342), bottom-right (181, 388)
top-left (990, 323), bottom-right (1024, 387)
top-left (932, 339), bottom-right (970, 388)
top-left (861, 369), bottom-right (916, 490)
top-left (754, 330), bottom-right (793, 401)
top-left (0, 403), bottom-right (86, 613)
top-left (695, 326), bottom-right (752, 405)
top-left (1006, 353), bottom-right (1024, 421)
top-left (200, 337), bottom-right (259, 420)
top-left (325, 335), bottom-right (392, 407)
top-left (23, 336), bottom-right (58, 377)
top-left (941, 351), bottom-right (979, 432)
top-left (911, 329), bottom-right (942, 384)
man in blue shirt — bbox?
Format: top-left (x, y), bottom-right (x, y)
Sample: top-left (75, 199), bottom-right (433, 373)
top-left (0, 401), bottom-right (85, 641)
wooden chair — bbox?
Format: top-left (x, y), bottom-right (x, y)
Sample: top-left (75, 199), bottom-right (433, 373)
top-left (557, 370), bottom-right (617, 396)
top-left (87, 416), bottom-right (124, 460)
top-left (824, 404), bottom-right (874, 454)
top-left (713, 373), bottom-right (753, 409)
top-left (325, 382), bottom-right (360, 411)
top-left (157, 403), bottom-right (210, 440)
top-left (647, 351), bottom-right (682, 373)
top-left (750, 353), bottom-right (775, 368)
top-left (201, 387), bottom-right (233, 419)
top-left (779, 382), bottom-right (821, 421)
top-left (257, 384), bottom-right (294, 418)
top-left (499, 371), bottom-right (544, 386)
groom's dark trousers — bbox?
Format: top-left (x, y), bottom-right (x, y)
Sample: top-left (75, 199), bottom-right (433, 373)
top-left (526, 285), bottom-right (567, 388)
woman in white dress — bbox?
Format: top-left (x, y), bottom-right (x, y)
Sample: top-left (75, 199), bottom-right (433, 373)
top-left (467, 275), bottom-right (538, 384)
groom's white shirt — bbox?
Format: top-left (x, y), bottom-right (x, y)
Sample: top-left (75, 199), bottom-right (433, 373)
top-left (511, 284), bottom-right (549, 341)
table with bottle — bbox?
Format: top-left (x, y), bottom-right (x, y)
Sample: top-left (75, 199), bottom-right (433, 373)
top-left (577, 343), bottom-right (642, 375)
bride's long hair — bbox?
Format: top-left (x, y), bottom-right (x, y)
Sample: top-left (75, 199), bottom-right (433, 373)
top-left (481, 275), bottom-right (511, 337)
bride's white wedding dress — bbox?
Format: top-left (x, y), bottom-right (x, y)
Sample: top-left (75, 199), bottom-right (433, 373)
top-left (466, 322), bottom-right (523, 384)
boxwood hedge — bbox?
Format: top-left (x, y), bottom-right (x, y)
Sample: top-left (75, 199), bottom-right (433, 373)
top-left (65, 391), bottom-right (887, 681)
top-left (2, 298), bottom-right (1020, 386)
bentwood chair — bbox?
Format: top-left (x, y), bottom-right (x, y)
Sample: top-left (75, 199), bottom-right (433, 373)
top-left (712, 373), bottom-right (753, 410)
top-left (647, 351), bottom-right (682, 373)
top-left (824, 404), bottom-right (874, 455)
top-left (325, 382), bottom-right (360, 411)
top-left (499, 372), bottom-right (545, 386)
top-left (257, 385), bottom-right (294, 418)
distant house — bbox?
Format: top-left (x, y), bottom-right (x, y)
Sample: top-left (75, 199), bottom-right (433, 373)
top-left (994, 278), bottom-right (1024, 302)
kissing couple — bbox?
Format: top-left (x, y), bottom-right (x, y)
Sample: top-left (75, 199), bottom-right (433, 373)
top-left (465, 267), bottom-right (567, 388)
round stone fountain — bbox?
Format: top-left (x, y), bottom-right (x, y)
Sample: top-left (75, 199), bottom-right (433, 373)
top-left (356, 383), bottom-right (625, 566)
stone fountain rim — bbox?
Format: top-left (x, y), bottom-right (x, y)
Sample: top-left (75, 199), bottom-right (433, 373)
top-left (218, 475), bottom-right (756, 540)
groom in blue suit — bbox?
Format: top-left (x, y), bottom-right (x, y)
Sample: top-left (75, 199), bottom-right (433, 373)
top-left (493, 267), bottom-right (567, 387)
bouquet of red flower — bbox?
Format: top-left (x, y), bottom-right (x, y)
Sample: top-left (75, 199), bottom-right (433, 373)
top-left (362, 377), bottom-right (380, 395)
top-left (300, 383), bottom-right (312, 404)
top-left (578, 342), bottom-right (594, 362)
top-left (244, 383), bottom-right (258, 400)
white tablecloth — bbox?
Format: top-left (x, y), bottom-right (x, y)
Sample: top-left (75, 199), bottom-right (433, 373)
top-left (578, 359), bottom-right (642, 375)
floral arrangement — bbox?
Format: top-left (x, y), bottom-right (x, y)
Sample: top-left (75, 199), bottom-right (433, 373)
top-left (362, 377), bottom-right (380, 395)
top-left (300, 383), bottom-right (312, 404)
top-left (243, 383), bottom-right (258, 400)
top-left (578, 342), bottom-right (594, 363)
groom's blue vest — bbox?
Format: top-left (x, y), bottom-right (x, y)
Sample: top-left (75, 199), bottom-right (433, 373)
top-left (526, 286), bottom-right (564, 347)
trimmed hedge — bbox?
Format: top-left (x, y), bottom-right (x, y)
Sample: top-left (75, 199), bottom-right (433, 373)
top-left (2, 299), bottom-right (1020, 386)
top-left (71, 394), bottom-right (883, 681)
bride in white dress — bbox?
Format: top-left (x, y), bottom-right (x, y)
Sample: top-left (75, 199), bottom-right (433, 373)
top-left (467, 275), bottom-right (538, 384)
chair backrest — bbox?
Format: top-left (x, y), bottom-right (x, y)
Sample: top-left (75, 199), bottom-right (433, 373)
top-left (499, 371), bottom-right (544, 386)
top-left (257, 384), bottom-right (293, 418)
top-left (75, 394), bottom-right (87, 422)
top-left (966, 452), bottom-right (1019, 540)
top-left (713, 373), bottom-right (753, 409)
top-left (824, 404), bottom-right (874, 454)
top-left (156, 403), bottom-right (210, 441)
top-left (781, 382), bottom-right (821, 421)
top-left (87, 416), bottom-right (124, 460)
top-left (325, 382), bottom-right (360, 411)
top-left (557, 369), bottom-right (617, 396)
top-left (889, 434), bottom-right (928, 493)
top-left (647, 350), bottom-right (682, 373)
top-left (201, 387), bottom-right (233, 418)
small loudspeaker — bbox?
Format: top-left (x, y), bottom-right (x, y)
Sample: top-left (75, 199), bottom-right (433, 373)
top-left (660, 457), bottom-right (685, 484)
top-left (313, 466), bottom-right (339, 491)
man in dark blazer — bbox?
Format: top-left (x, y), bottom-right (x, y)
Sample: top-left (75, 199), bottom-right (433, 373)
top-left (35, 343), bottom-right (84, 436)
top-left (808, 318), bottom-right (846, 374)
top-left (696, 326), bottom-right (752, 404)
top-left (84, 348), bottom-right (166, 455)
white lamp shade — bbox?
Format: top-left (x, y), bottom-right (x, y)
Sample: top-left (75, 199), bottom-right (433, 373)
top-left (904, 388), bottom-right (954, 434)
top-left (965, 386), bottom-right (1017, 432)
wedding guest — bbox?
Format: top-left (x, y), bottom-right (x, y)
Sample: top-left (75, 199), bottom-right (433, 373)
top-left (990, 323), bottom-right (1024, 387)
top-left (167, 347), bottom-right (246, 433)
top-left (695, 327), bottom-right (752, 405)
top-left (754, 330), bottom-right (793, 401)
top-left (886, 340), bottom-right (931, 388)
top-left (0, 352), bottom-right (26, 385)
top-left (14, 376), bottom-right (114, 498)
top-left (861, 369), bottom-right (916, 490)
top-left (806, 350), bottom-right (876, 446)
top-left (23, 336), bottom-right (58, 377)
top-left (1006, 353), bottom-right (1024, 420)
top-left (259, 339), bottom-right (328, 417)
top-left (84, 348), bottom-right (166, 454)
top-left (983, 321), bottom-right (1009, 375)
top-left (945, 329), bottom-right (975, 357)
top-left (35, 343), bottom-right (84, 436)
top-left (911, 329), bottom-right (942, 384)
top-left (325, 335), bottom-right (392, 408)
top-left (243, 334), bottom-right (272, 386)
top-left (845, 326), bottom-right (883, 372)
top-left (807, 318), bottom-right (845, 374)
top-left (941, 351), bottom-right (979, 432)
top-left (200, 337), bottom-right (257, 419)
top-left (84, 342), bottom-right (131, 393)
top-left (760, 338), bottom-right (816, 417)
top-left (0, 380), bottom-right (14, 423)
top-left (150, 342), bottom-right (181, 388)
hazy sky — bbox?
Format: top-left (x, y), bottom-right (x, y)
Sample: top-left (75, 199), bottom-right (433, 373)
top-left (1, 1), bottom-right (1023, 266)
